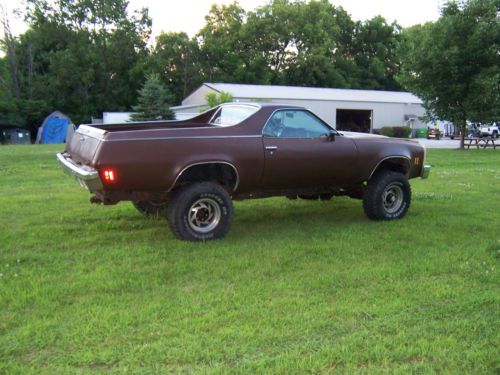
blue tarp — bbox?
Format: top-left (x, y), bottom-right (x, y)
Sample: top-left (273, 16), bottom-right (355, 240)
top-left (41, 117), bottom-right (69, 144)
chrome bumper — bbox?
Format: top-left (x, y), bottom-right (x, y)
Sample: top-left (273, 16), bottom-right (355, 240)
top-left (421, 164), bottom-right (431, 179)
top-left (56, 152), bottom-right (102, 192)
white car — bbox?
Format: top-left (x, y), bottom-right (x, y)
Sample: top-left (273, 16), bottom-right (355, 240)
top-left (480, 123), bottom-right (499, 138)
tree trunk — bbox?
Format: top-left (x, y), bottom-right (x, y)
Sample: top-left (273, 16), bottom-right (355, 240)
top-left (459, 118), bottom-right (466, 149)
top-left (28, 42), bottom-right (34, 99)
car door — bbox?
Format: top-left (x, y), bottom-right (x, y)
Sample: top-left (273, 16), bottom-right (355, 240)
top-left (261, 109), bottom-right (359, 189)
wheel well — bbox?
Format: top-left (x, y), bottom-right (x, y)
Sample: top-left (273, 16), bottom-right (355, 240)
top-left (370, 157), bottom-right (410, 179)
top-left (173, 163), bottom-right (238, 192)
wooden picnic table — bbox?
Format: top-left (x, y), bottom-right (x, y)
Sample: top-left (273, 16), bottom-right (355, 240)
top-left (464, 137), bottom-right (497, 150)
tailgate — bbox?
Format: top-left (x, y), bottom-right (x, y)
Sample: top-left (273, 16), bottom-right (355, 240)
top-left (66, 125), bottom-right (107, 165)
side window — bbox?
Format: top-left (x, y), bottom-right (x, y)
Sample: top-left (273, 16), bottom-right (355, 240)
top-left (210, 106), bottom-right (259, 127)
top-left (263, 110), bottom-right (331, 138)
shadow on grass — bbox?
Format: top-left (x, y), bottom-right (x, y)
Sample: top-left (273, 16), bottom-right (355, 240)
top-left (74, 197), bottom-right (375, 246)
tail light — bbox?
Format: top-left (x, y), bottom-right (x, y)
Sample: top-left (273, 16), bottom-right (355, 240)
top-left (100, 168), bottom-right (117, 183)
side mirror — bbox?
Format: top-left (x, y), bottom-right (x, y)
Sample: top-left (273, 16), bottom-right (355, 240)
top-left (326, 130), bottom-right (335, 141)
top-left (320, 130), bottom-right (336, 141)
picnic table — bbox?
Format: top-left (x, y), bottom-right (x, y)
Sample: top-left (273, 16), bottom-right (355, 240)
top-left (464, 137), bottom-right (497, 150)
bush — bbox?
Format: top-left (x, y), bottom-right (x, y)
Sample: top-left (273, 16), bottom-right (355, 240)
top-left (393, 126), bottom-right (412, 138)
top-left (206, 91), bottom-right (233, 108)
top-left (379, 127), bottom-right (394, 137)
top-left (378, 126), bottom-right (412, 138)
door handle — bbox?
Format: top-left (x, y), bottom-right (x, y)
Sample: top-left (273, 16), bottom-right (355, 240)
top-left (265, 146), bottom-right (278, 151)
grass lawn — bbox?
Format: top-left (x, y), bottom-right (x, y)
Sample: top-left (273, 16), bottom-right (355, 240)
top-left (0, 145), bottom-right (498, 374)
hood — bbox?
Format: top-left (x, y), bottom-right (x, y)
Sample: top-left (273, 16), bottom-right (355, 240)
top-left (339, 131), bottom-right (422, 147)
top-left (338, 131), bottom-right (387, 139)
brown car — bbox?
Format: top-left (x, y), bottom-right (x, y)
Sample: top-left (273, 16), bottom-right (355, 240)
top-left (57, 103), bottom-right (430, 241)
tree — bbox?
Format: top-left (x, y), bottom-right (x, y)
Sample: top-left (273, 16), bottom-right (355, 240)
top-left (131, 73), bottom-right (174, 121)
top-left (398, 0), bottom-right (500, 148)
top-left (0, 0), bottom-right (152, 133)
top-left (275, 0), bottom-right (357, 87)
top-left (196, 0), bottom-right (401, 90)
top-left (351, 16), bottom-right (402, 90)
top-left (197, 2), bottom-right (253, 83)
top-left (150, 32), bottom-right (202, 104)
top-left (206, 91), bottom-right (233, 108)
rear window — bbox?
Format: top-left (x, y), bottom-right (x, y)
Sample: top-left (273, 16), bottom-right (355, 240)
top-left (210, 105), bottom-right (259, 127)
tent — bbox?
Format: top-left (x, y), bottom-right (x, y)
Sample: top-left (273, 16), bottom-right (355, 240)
top-left (36, 111), bottom-right (75, 144)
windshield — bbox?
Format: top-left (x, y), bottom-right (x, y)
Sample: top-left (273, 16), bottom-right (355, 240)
top-left (210, 105), bottom-right (259, 127)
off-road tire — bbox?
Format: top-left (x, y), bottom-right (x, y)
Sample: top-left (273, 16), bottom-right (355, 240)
top-left (133, 200), bottom-right (168, 218)
top-left (363, 171), bottom-right (411, 221)
top-left (167, 182), bottom-right (233, 241)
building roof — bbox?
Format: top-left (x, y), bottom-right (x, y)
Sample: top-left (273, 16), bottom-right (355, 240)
top-left (201, 83), bottom-right (423, 105)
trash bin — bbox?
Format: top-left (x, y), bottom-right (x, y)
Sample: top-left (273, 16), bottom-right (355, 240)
top-left (416, 129), bottom-right (428, 138)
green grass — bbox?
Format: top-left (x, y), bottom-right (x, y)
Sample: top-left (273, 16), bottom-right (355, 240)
top-left (0, 145), bottom-right (498, 374)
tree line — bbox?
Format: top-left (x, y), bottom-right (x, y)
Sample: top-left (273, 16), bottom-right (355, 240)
top-left (0, 0), bottom-right (498, 144)
top-left (0, 0), bottom-right (402, 133)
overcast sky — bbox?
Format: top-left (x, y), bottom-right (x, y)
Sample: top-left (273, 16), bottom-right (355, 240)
top-left (2, 0), bottom-right (443, 39)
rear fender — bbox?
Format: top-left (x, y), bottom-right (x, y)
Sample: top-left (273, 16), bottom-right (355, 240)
top-left (170, 161), bottom-right (239, 192)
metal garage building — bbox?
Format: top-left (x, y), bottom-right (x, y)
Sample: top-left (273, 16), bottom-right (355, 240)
top-left (172, 83), bottom-right (426, 134)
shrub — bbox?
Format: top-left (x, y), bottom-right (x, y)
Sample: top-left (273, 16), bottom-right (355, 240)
top-left (393, 126), bottom-right (412, 138)
top-left (378, 126), bottom-right (412, 138)
top-left (206, 91), bottom-right (233, 108)
top-left (379, 127), bottom-right (394, 137)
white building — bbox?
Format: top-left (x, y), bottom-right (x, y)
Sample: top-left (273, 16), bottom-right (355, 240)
top-left (91, 112), bottom-right (133, 125)
top-left (172, 83), bottom-right (426, 133)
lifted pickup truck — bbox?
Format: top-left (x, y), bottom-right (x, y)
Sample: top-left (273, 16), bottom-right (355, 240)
top-left (57, 103), bottom-right (430, 241)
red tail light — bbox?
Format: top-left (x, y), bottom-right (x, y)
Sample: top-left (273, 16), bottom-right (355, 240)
top-left (101, 168), bottom-right (117, 182)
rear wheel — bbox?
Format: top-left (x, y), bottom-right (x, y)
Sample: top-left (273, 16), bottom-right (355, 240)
top-left (167, 182), bottom-right (233, 241)
top-left (363, 171), bottom-right (411, 220)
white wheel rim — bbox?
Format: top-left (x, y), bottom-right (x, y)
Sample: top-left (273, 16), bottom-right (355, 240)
top-left (188, 198), bottom-right (221, 233)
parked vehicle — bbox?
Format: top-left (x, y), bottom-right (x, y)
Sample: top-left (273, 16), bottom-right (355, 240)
top-left (427, 127), bottom-right (442, 140)
top-left (466, 123), bottom-right (482, 139)
top-left (479, 123), bottom-right (499, 138)
top-left (57, 103), bottom-right (430, 241)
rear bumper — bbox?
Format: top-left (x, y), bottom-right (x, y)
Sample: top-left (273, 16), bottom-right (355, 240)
top-left (56, 152), bottom-right (102, 192)
top-left (421, 164), bottom-right (431, 179)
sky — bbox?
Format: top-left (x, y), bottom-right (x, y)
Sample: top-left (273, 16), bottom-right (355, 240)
top-left (1, 0), bottom-right (443, 40)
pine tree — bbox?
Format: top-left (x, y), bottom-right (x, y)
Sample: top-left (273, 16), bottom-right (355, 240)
top-left (131, 74), bottom-right (175, 121)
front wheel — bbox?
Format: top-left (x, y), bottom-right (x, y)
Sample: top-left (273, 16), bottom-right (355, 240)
top-left (167, 182), bottom-right (233, 241)
top-left (363, 171), bottom-right (411, 220)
